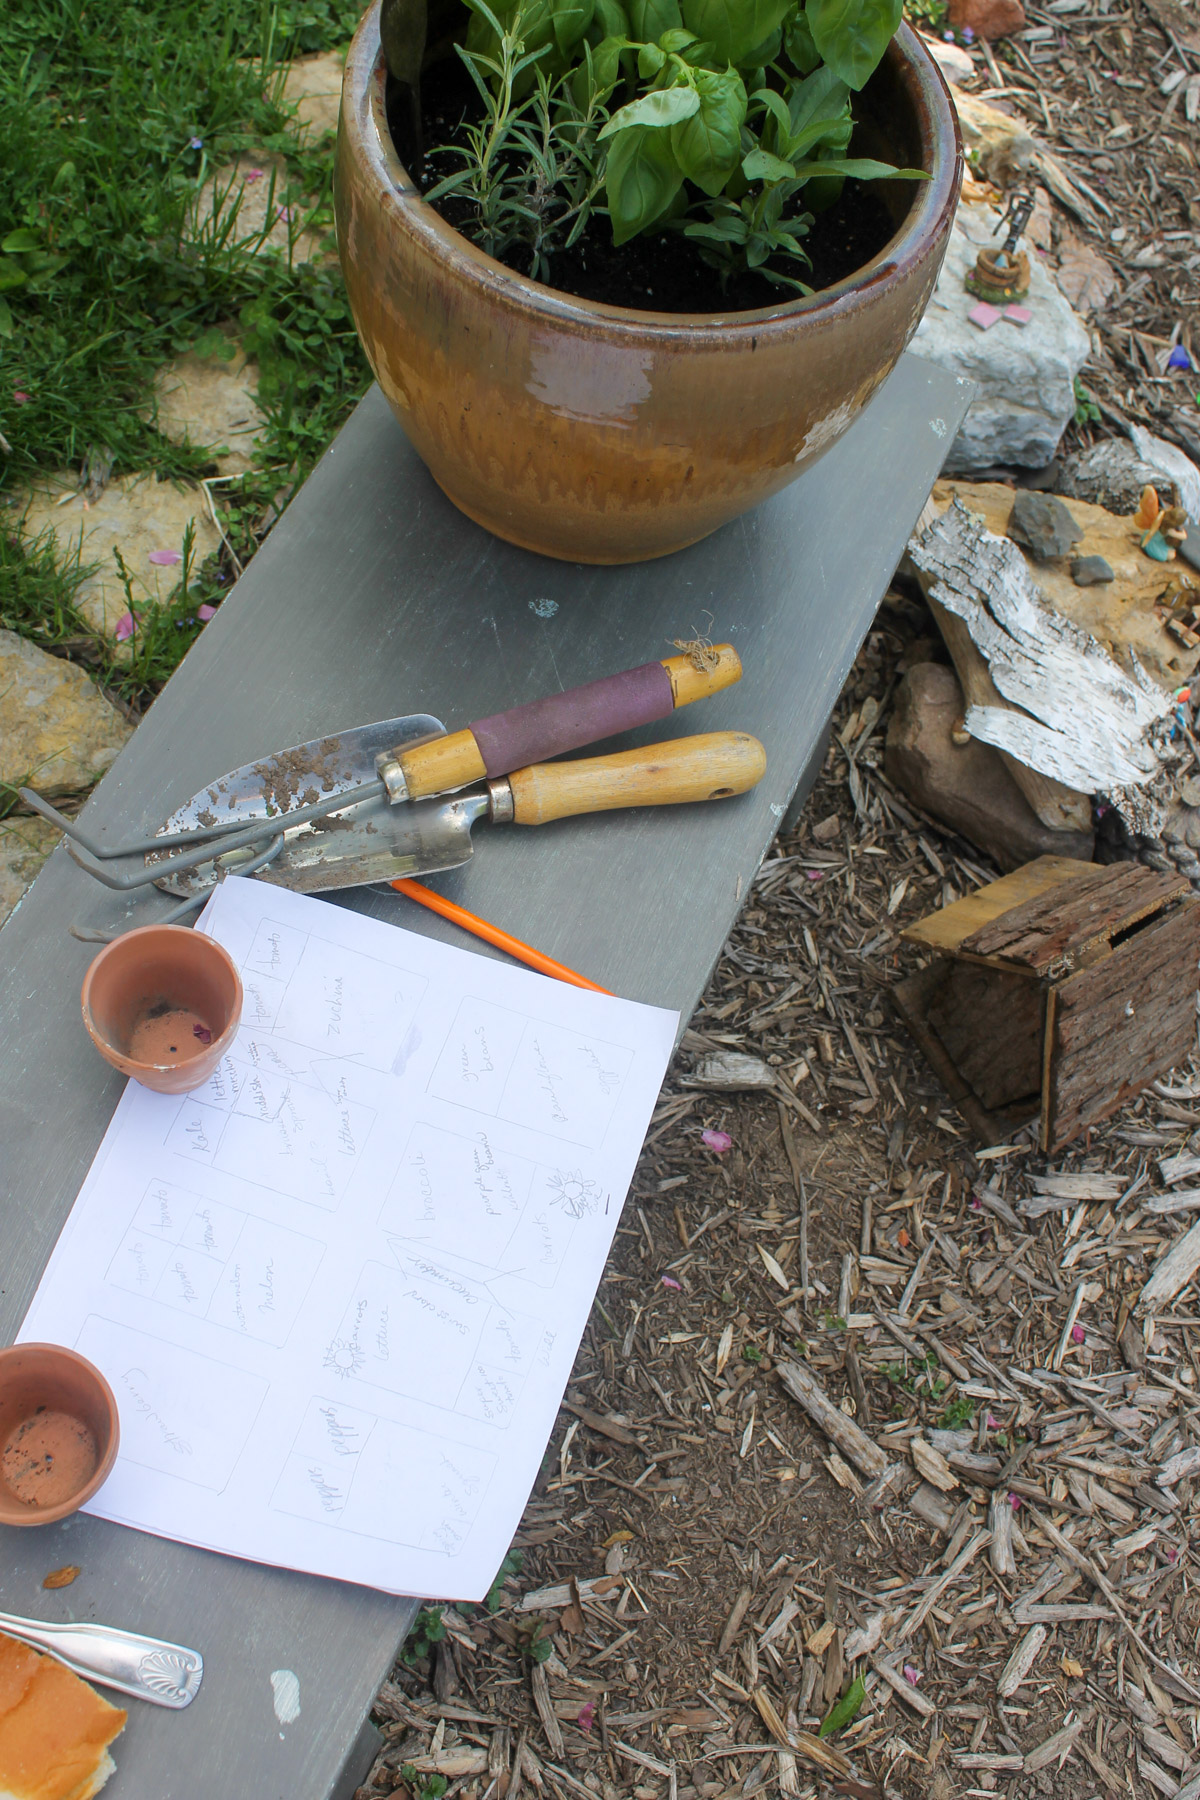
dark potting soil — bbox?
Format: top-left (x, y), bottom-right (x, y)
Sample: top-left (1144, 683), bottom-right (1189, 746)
top-left (385, 59), bottom-right (899, 313)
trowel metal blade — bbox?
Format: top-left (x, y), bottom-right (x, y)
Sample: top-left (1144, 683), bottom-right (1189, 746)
top-left (152, 714), bottom-right (444, 897)
top-left (254, 790), bottom-right (491, 894)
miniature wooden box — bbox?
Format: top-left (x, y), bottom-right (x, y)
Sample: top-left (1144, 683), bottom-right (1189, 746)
top-left (892, 856), bottom-right (1200, 1152)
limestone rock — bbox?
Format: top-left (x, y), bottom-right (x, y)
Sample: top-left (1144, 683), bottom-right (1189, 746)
top-left (1071, 555), bottom-right (1114, 586)
top-left (930, 477), bottom-right (1200, 689)
top-left (948, 0), bottom-right (1025, 40)
top-left (281, 50), bottom-right (345, 141)
top-left (1007, 491), bottom-right (1082, 561)
top-left (188, 154), bottom-right (323, 263)
top-left (150, 338), bottom-right (265, 474)
top-left (18, 476), bottom-right (221, 640)
top-left (885, 663), bottom-right (1094, 871)
top-left (1057, 439), bottom-right (1172, 515)
top-left (0, 631), bottom-right (132, 799)
top-left (912, 201), bottom-right (1090, 474)
top-left (922, 35), bottom-right (975, 83)
top-left (0, 816), bottom-right (61, 931)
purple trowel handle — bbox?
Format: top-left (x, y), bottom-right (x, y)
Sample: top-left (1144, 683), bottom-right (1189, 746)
top-left (469, 662), bottom-right (676, 777)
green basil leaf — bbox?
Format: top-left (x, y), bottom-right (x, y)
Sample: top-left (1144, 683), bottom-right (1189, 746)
top-left (0, 295), bottom-right (12, 338)
top-left (605, 122), bottom-right (686, 241)
top-left (550, 0), bottom-right (596, 53)
top-left (670, 67), bottom-right (746, 194)
top-left (741, 146), bottom-right (796, 182)
top-left (629, 0), bottom-right (683, 39)
top-left (750, 84), bottom-right (792, 135)
top-left (804, 0), bottom-right (901, 88)
top-left (2, 229), bottom-right (41, 254)
top-left (598, 83), bottom-right (700, 137)
top-left (0, 266), bottom-right (29, 292)
top-left (593, 0), bottom-right (630, 32)
top-left (819, 1676), bottom-right (867, 1739)
top-left (680, 0), bottom-right (792, 65)
top-left (790, 154), bottom-right (927, 177)
top-left (639, 40), bottom-right (667, 70)
top-left (659, 25), bottom-right (700, 48)
top-left (787, 63), bottom-right (847, 132)
top-left (784, 8), bottom-right (819, 71)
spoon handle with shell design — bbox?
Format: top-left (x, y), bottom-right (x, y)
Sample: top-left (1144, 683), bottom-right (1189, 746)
top-left (0, 1609), bottom-right (203, 1708)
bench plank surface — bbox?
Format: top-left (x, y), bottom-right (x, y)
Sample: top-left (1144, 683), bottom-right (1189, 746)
top-left (0, 354), bottom-right (967, 1798)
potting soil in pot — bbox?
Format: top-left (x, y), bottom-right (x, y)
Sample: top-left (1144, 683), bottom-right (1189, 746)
top-left (2, 1410), bottom-right (99, 1509)
top-left (127, 1001), bottom-right (214, 1066)
top-left (393, 61), bottom-right (897, 313)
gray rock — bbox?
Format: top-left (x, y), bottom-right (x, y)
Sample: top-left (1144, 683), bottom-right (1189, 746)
top-left (1057, 438), bottom-right (1169, 515)
top-left (912, 200), bottom-right (1090, 473)
top-left (1070, 554), bottom-right (1114, 586)
top-left (0, 816), bottom-right (61, 932)
top-left (0, 629), bottom-right (133, 798)
top-left (1007, 490), bottom-right (1082, 560)
top-left (884, 662), bottom-right (1094, 871)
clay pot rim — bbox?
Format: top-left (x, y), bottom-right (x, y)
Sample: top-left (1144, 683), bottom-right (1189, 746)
top-left (343, 3), bottom-right (962, 337)
top-left (0, 1342), bottom-right (121, 1525)
top-left (80, 922), bottom-right (243, 1076)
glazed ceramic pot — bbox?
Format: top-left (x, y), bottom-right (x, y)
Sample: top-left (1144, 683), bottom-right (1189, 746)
top-left (81, 924), bottom-right (243, 1096)
top-left (0, 1343), bottom-right (120, 1526)
top-left (334, 6), bottom-right (961, 564)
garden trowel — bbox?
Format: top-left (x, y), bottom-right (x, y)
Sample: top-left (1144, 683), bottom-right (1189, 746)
top-left (23, 646), bottom-right (743, 900)
top-left (152, 730), bottom-right (767, 896)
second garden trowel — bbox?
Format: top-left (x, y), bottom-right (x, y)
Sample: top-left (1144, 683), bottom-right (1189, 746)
top-left (153, 731), bottom-right (768, 897)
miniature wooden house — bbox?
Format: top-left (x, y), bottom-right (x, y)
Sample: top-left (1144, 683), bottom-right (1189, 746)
top-left (893, 856), bottom-right (1200, 1152)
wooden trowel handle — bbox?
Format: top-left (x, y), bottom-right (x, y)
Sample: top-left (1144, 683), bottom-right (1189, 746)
top-left (385, 648), bottom-right (742, 802)
top-left (505, 732), bottom-right (766, 826)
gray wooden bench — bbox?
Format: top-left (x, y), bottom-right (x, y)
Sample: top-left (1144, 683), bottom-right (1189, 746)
top-left (0, 352), bottom-right (968, 1799)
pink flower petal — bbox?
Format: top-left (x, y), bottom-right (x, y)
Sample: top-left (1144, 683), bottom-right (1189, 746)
top-left (149, 549), bottom-right (182, 566)
top-left (245, 167), bottom-right (265, 181)
top-left (661, 1276), bottom-right (681, 1290)
top-left (193, 1023), bottom-right (212, 1044)
top-left (577, 1703), bottom-right (595, 1734)
top-left (13, 390), bottom-right (30, 404)
top-left (702, 1129), bottom-right (732, 1153)
top-left (113, 612), bottom-right (135, 642)
top-left (1166, 1544), bottom-right (1178, 1563)
top-left (1009, 1492), bottom-right (1021, 1510)
top-left (197, 604), bottom-right (217, 621)
top-left (903, 1664), bottom-right (921, 1685)
top-left (986, 1413), bottom-right (998, 1430)
top-left (1071, 1323), bottom-right (1085, 1344)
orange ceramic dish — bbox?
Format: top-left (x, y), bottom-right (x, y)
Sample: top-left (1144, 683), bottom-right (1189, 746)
top-left (334, 6), bottom-right (962, 563)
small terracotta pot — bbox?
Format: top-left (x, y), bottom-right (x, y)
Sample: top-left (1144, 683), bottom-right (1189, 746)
top-left (334, 9), bottom-right (961, 562)
top-left (81, 924), bottom-right (243, 1095)
top-left (0, 1344), bottom-right (120, 1526)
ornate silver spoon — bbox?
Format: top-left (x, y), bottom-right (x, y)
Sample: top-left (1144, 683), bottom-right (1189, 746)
top-left (0, 1610), bottom-right (203, 1708)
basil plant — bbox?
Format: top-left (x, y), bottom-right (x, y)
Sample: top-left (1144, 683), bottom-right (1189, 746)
top-left (425, 0), bottom-right (923, 289)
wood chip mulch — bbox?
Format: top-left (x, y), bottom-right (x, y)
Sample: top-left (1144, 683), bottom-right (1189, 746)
top-left (354, 569), bottom-right (1200, 1800)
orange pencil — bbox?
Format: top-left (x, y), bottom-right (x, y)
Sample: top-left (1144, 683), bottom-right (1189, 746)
top-left (390, 878), bottom-right (612, 994)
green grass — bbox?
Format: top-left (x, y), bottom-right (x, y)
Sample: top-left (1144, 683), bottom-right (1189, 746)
top-left (0, 0), bottom-right (373, 733)
top-left (1, 0), bottom-right (369, 484)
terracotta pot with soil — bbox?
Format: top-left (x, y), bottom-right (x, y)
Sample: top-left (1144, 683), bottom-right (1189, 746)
top-left (334, 1), bottom-right (961, 563)
top-left (81, 923), bottom-right (242, 1095)
top-left (0, 1344), bottom-right (120, 1526)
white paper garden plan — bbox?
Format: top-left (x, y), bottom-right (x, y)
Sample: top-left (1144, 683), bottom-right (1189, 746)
top-left (21, 877), bottom-right (677, 1599)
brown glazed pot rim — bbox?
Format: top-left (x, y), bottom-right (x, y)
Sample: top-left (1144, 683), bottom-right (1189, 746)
top-left (343, 3), bottom-right (962, 339)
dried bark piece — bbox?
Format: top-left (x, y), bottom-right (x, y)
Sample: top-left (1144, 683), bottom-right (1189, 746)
top-left (775, 1359), bottom-right (891, 1480)
top-left (997, 1624), bottom-right (1047, 1697)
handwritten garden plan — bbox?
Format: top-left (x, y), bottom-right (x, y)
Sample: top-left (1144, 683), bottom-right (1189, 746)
top-left (20, 878), bottom-right (677, 1599)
